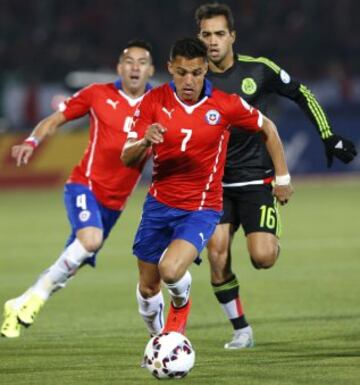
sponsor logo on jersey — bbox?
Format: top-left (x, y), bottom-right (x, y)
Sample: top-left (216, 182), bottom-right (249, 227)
top-left (106, 98), bottom-right (119, 109)
top-left (280, 69), bottom-right (291, 84)
top-left (162, 107), bottom-right (175, 119)
top-left (205, 109), bottom-right (221, 125)
top-left (79, 210), bottom-right (91, 222)
top-left (241, 77), bottom-right (257, 95)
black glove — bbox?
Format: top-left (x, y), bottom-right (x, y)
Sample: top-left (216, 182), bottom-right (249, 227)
top-left (323, 134), bottom-right (357, 168)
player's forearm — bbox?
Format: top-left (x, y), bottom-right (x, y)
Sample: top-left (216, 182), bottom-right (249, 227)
top-left (121, 139), bottom-right (151, 166)
top-left (261, 117), bottom-right (289, 177)
top-left (30, 111), bottom-right (67, 143)
top-left (295, 84), bottom-right (333, 140)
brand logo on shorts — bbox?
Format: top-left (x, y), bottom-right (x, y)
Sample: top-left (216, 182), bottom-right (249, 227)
top-left (241, 78), bottom-right (257, 95)
top-left (199, 232), bottom-right (207, 246)
top-left (79, 210), bottom-right (91, 222)
top-left (205, 109), bottom-right (221, 125)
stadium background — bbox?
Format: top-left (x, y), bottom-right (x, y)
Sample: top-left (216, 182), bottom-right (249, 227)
top-left (0, 1), bottom-right (359, 385)
top-left (1, 0), bottom-right (360, 186)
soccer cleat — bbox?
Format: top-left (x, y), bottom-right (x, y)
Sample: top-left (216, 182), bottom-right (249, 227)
top-left (224, 326), bottom-right (254, 349)
top-left (1, 300), bottom-right (21, 338)
top-left (17, 294), bottom-right (45, 327)
top-left (163, 299), bottom-right (192, 335)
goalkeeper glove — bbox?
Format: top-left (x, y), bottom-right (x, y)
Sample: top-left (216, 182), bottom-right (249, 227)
top-left (323, 134), bottom-right (357, 168)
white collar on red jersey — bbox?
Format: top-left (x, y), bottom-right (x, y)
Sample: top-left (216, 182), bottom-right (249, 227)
top-left (169, 79), bottom-right (213, 114)
top-left (118, 89), bottom-right (144, 107)
top-left (114, 79), bottom-right (152, 107)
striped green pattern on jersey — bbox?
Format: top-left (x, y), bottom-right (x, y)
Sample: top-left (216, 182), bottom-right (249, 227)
top-left (299, 84), bottom-right (332, 139)
top-left (237, 54), bottom-right (281, 74)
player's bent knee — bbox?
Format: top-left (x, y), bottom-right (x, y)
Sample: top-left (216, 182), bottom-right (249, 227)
top-left (158, 261), bottom-right (182, 284)
top-left (77, 229), bottom-right (103, 252)
top-left (250, 247), bottom-right (278, 269)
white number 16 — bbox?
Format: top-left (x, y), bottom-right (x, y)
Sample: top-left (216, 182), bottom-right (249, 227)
top-left (180, 128), bottom-right (192, 152)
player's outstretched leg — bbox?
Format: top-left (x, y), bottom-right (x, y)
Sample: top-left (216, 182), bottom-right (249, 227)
top-left (163, 270), bottom-right (192, 335)
top-left (212, 274), bottom-right (254, 349)
top-left (1, 238), bottom-right (94, 337)
top-left (17, 238), bottom-right (94, 327)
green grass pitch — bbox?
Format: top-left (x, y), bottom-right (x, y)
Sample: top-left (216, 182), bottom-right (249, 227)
top-left (0, 178), bottom-right (359, 385)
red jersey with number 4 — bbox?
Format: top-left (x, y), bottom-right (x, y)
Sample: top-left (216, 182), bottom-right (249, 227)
top-left (128, 80), bottom-right (263, 211)
top-left (61, 81), bottom-right (150, 210)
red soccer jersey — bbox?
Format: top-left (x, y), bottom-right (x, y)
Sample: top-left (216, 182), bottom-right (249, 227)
top-left (61, 81), bottom-right (150, 210)
top-left (129, 80), bottom-right (263, 211)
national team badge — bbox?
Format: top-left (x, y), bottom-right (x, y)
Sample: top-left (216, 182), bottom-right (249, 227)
top-left (241, 77), bottom-right (257, 95)
top-left (205, 109), bottom-right (221, 125)
top-left (79, 210), bottom-right (91, 222)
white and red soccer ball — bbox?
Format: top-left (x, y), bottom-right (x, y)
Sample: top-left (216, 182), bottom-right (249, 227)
top-left (143, 332), bottom-right (195, 379)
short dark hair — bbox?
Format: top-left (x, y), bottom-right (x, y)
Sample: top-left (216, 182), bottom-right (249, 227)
top-left (169, 38), bottom-right (208, 61)
top-left (195, 3), bottom-right (234, 32)
top-left (120, 39), bottom-right (153, 61)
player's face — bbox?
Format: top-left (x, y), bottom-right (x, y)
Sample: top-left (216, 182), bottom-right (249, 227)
top-left (118, 47), bottom-right (154, 96)
top-left (168, 56), bottom-right (208, 102)
top-left (198, 15), bottom-right (235, 67)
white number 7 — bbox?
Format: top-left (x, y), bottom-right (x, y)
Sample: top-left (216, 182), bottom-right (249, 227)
top-left (180, 128), bottom-right (192, 152)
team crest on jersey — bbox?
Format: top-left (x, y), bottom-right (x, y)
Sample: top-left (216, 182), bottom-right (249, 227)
top-left (241, 77), bottom-right (257, 95)
top-left (79, 210), bottom-right (91, 222)
top-left (205, 109), bottom-right (221, 125)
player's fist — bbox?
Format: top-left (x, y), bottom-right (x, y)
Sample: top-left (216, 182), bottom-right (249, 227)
top-left (323, 134), bottom-right (357, 168)
top-left (11, 143), bottom-right (35, 167)
top-left (144, 123), bottom-right (167, 146)
top-left (273, 183), bottom-right (294, 206)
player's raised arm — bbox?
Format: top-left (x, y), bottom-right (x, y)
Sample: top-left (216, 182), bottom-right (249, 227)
top-left (11, 111), bottom-right (67, 167)
top-left (260, 115), bottom-right (294, 205)
top-left (122, 123), bottom-right (166, 166)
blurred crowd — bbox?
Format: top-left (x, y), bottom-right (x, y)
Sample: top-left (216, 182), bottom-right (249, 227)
top-left (1, 0), bottom-right (359, 82)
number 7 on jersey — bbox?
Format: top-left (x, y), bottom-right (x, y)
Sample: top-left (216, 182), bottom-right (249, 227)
top-left (180, 128), bottom-right (192, 152)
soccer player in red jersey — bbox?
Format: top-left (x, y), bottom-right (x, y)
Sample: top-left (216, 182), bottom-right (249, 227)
top-left (121, 38), bottom-right (293, 337)
top-left (1, 40), bottom-right (154, 338)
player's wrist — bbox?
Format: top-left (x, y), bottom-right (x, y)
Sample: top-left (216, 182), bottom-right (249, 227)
top-left (275, 174), bottom-right (291, 186)
top-left (141, 138), bottom-right (152, 148)
top-left (24, 136), bottom-right (40, 149)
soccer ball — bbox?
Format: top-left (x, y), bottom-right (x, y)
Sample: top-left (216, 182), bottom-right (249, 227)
top-left (143, 332), bottom-right (195, 379)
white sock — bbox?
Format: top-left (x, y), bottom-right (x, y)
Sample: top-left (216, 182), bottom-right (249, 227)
top-left (136, 284), bottom-right (164, 335)
top-left (235, 325), bottom-right (252, 335)
top-left (165, 270), bottom-right (192, 308)
top-left (30, 239), bottom-right (94, 301)
top-left (12, 289), bottom-right (32, 310)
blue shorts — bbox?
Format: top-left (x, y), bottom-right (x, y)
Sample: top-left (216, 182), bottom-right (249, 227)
top-left (64, 183), bottom-right (121, 266)
top-left (133, 194), bottom-right (222, 264)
